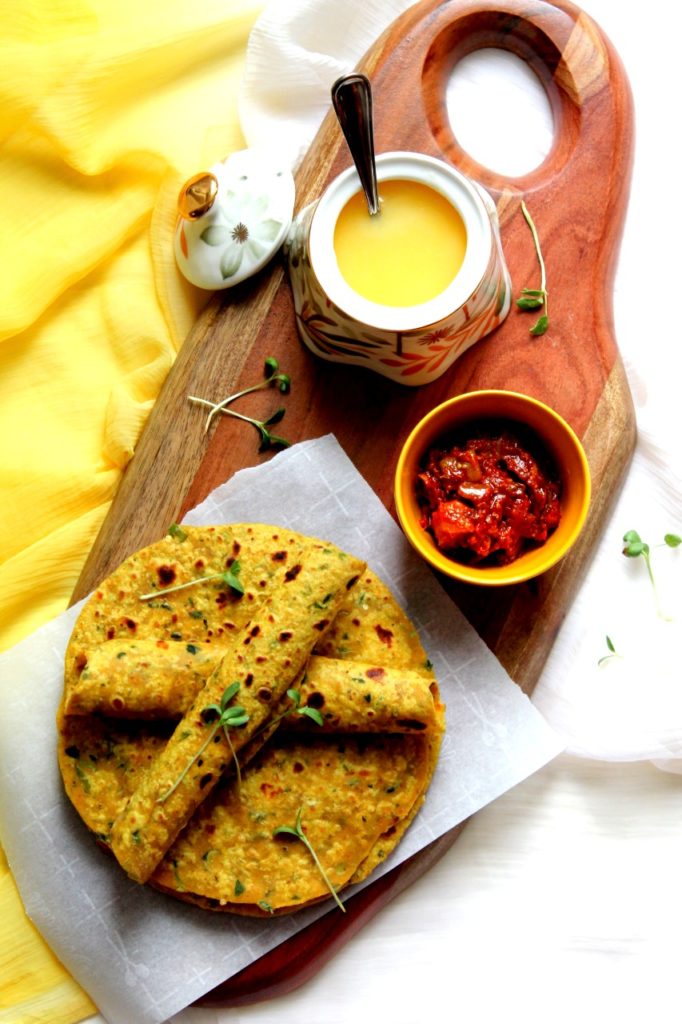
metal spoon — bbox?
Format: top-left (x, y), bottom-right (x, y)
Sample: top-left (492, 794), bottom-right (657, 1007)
top-left (331, 73), bottom-right (380, 216)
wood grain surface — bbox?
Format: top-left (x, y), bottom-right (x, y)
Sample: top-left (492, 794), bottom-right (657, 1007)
top-left (70, 0), bottom-right (635, 1004)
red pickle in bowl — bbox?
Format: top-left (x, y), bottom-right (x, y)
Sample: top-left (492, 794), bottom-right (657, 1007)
top-left (416, 426), bottom-right (562, 566)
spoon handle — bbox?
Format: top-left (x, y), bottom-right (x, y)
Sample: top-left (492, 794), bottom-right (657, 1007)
top-left (331, 73), bottom-right (380, 215)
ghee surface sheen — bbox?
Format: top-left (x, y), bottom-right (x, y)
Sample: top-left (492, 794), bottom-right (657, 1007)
top-left (333, 179), bottom-right (467, 307)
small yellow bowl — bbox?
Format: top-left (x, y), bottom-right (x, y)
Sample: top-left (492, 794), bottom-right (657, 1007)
top-left (394, 390), bottom-right (591, 586)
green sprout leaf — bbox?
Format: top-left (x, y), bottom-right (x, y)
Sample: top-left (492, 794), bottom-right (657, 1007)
top-left (516, 295), bottom-right (544, 311)
top-left (248, 688), bottom-right (324, 744)
top-left (530, 314), bottom-right (549, 336)
top-left (664, 533), bottom-right (681, 548)
top-left (273, 807), bottom-right (346, 912)
top-left (168, 523), bottom-right (188, 541)
top-left (598, 634), bottom-right (623, 667)
top-left (221, 560), bottom-right (244, 595)
top-left (622, 529), bottom-right (648, 558)
top-left (264, 407), bottom-right (286, 427)
top-left (299, 706), bottom-right (324, 726)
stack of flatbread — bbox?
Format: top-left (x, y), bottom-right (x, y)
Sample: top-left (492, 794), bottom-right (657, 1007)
top-left (58, 525), bottom-right (445, 915)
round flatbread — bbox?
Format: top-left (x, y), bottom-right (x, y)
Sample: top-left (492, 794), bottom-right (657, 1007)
top-left (58, 524), bottom-right (444, 914)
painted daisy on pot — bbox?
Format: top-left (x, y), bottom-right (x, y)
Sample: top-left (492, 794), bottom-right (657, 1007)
top-left (201, 193), bottom-right (284, 281)
top-left (175, 148), bottom-right (295, 290)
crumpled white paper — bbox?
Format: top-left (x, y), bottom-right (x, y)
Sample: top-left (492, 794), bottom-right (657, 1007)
top-left (0, 436), bottom-right (561, 1024)
top-left (239, 0), bottom-right (682, 768)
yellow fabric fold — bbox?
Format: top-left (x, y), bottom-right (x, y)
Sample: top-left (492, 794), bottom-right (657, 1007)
top-left (0, 848), bottom-right (96, 1024)
top-left (0, 0), bottom-right (269, 1019)
top-left (0, 0), bottom-right (267, 653)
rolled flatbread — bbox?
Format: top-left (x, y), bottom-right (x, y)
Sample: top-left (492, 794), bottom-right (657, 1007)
top-left (64, 645), bottom-right (438, 734)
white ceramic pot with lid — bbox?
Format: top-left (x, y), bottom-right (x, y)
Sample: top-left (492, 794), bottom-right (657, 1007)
top-left (286, 151), bottom-right (511, 385)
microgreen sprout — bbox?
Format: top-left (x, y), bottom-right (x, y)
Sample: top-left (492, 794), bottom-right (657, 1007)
top-left (598, 635), bottom-right (623, 667)
top-left (201, 681), bottom-right (250, 791)
top-left (203, 356), bottom-right (291, 431)
top-left (269, 688), bottom-right (324, 730)
top-left (622, 530), bottom-right (680, 620)
top-left (157, 682), bottom-right (249, 803)
top-left (139, 560), bottom-right (244, 601)
top-left (273, 806), bottom-right (346, 912)
top-left (168, 523), bottom-right (188, 541)
top-left (213, 404), bottom-right (290, 451)
top-left (188, 356), bottom-right (292, 444)
top-left (516, 200), bottom-right (548, 336)
top-left (246, 689), bottom-right (323, 749)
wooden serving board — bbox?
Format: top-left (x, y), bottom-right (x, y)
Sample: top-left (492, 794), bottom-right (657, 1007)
top-left (71, 0), bottom-right (635, 1007)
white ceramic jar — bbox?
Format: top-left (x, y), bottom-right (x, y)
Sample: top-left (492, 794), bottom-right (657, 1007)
top-left (286, 151), bottom-right (510, 386)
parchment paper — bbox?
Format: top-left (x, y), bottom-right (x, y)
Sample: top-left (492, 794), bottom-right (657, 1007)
top-left (0, 435), bottom-right (562, 1024)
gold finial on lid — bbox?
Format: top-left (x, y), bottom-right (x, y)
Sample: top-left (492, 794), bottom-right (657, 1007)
top-left (177, 172), bottom-right (219, 220)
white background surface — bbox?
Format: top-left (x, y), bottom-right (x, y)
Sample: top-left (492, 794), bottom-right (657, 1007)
top-left (83, 0), bottom-right (682, 1021)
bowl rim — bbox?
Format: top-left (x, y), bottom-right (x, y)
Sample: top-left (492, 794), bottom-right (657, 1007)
top-left (309, 151), bottom-right (493, 332)
top-left (394, 389), bottom-right (592, 586)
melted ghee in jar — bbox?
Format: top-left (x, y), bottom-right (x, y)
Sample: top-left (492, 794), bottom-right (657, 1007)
top-left (333, 179), bottom-right (467, 307)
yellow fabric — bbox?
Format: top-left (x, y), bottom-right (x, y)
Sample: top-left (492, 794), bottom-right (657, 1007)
top-left (0, 848), bottom-right (96, 1024)
top-left (0, 0), bottom-right (268, 1019)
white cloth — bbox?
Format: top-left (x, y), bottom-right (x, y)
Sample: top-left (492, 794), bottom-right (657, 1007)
top-left (85, 0), bottom-right (682, 1020)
